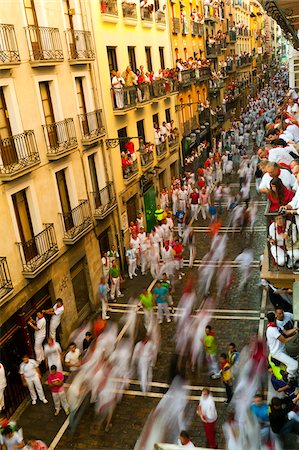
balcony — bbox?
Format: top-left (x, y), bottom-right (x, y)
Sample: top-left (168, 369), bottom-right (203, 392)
top-left (191, 21), bottom-right (201, 36)
top-left (209, 79), bottom-right (224, 95)
top-left (0, 257), bottom-right (13, 299)
top-left (227, 61), bottom-right (236, 73)
top-left (156, 11), bottom-right (166, 29)
top-left (172, 17), bottom-right (180, 34)
top-left (91, 182), bottom-right (117, 220)
top-left (236, 55), bottom-right (253, 69)
top-left (195, 67), bottom-right (210, 83)
top-left (204, 7), bottom-right (218, 22)
top-left (0, 131), bottom-right (40, 181)
top-left (60, 200), bottom-right (92, 245)
top-left (183, 120), bottom-right (191, 137)
top-left (191, 116), bottom-right (199, 131)
top-left (140, 146), bottom-right (154, 169)
top-left (181, 19), bottom-right (188, 35)
top-left (166, 79), bottom-right (179, 94)
top-left (111, 86), bottom-right (137, 114)
top-left (206, 43), bottom-right (221, 58)
top-left (101, 0), bottom-right (119, 23)
top-left (151, 80), bottom-right (167, 100)
top-left (156, 141), bottom-right (167, 160)
top-left (65, 30), bottom-right (95, 63)
top-left (17, 224), bottom-right (59, 278)
top-left (141, 6), bottom-right (153, 26)
top-left (168, 136), bottom-right (179, 152)
top-left (122, 1), bottom-right (137, 25)
top-left (228, 30), bottom-right (237, 43)
top-left (0, 24), bottom-right (20, 68)
top-left (78, 110), bottom-right (105, 145)
top-left (137, 83), bottom-right (152, 106)
top-left (43, 118), bottom-right (77, 160)
top-left (179, 69), bottom-right (195, 88)
top-left (122, 159), bottom-right (138, 183)
top-left (25, 26), bottom-right (63, 66)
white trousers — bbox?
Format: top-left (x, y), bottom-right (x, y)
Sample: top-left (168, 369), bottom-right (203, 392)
top-left (157, 302), bottom-right (170, 322)
top-left (52, 390), bottom-right (69, 412)
top-left (101, 299), bottom-right (108, 319)
top-left (114, 89), bottom-right (124, 109)
top-left (110, 277), bottom-right (121, 299)
top-left (177, 223), bottom-right (184, 237)
top-left (140, 253), bottom-right (147, 275)
top-left (206, 354), bottom-right (220, 375)
top-left (271, 351), bottom-right (298, 377)
top-left (35, 336), bottom-right (45, 364)
top-left (0, 387), bottom-right (5, 410)
top-left (144, 309), bottom-right (154, 331)
top-left (49, 321), bottom-right (60, 340)
top-left (200, 204), bottom-right (209, 220)
top-left (191, 204), bottom-right (198, 219)
top-left (128, 259), bottom-right (137, 278)
top-left (26, 374), bottom-right (46, 401)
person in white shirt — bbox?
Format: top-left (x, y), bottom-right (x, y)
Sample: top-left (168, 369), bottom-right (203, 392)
top-left (265, 312), bottom-right (298, 380)
top-left (27, 311), bottom-right (46, 365)
top-left (126, 243), bottom-right (137, 279)
top-left (101, 252), bottom-right (110, 290)
top-left (44, 337), bottom-right (63, 373)
top-left (178, 430), bottom-right (195, 447)
top-left (275, 307), bottom-right (294, 332)
top-left (197, 388), bottom-right (217, 448)
top-left (43, 299), bottom-right (64, 340)
top-left (111, 71), bottom-right (125, 109)
top-left (268, 215), bottom-right (299, 267)
top-left (0, 363), bottom-right (7, 411)
top-left (259, 162), bottom-right (296, 193)
top-left (285, 122), bottom-right (299, 144)
top-left (19, 355), bottom-right (48, 405)
top-left (2, 426), bottom-right (24, 450)
top-left (64, 342), bottom-right (81, 372)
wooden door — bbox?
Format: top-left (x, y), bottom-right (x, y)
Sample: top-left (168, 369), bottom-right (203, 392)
top-left (76, 78), bottom-right (89, 135)
top-left (56, 169), bottom-right (74, 231)
top-left (39, 82), bottom-right (58, 147)
top-left (24, 0), bottom-right (41, 59)
top-left (0, 87), bottom-right (17, 167)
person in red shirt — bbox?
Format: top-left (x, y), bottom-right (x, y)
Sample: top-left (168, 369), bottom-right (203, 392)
top-left (189, 188), bottom-right (200, 220)
top-left (268, 177), bottom-right (294, 213)
top-left (172, 239), bottom-right (184, 279)
top-left (204, 158), bottom-right (212, 169)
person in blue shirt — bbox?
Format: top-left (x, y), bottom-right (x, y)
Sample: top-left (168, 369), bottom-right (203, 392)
top-left (175, 208), bottom-right (185, 238)
top-left (153, 281), bottom-right (171, 324)
top-left (250, 394), bottom-right (271, 444)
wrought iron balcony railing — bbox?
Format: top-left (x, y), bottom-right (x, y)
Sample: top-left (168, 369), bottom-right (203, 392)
top-left (111, 86), bottom-right (137, 111)
top-left (101, 0), bottom-right (118, 15)
top-left (156, 141), bottom-right (167, 158)
top-left (65, 29), bottom-right (95, 61)
top-left (168, 135), bottom-right (179, 149)
top-left (191, 21), bottom-right (201, 36)
top-left (122, 159), bottom-right (138, 180)
top-left (60, 200), bottom-right (92, 243)
top-left (91, 182), bottom-right (117, 219)
top-left (0, 24), bottom-right (20, 65)
top-left (25, 26), bottom-right (63, 62)
top-left (229, 30), bottom-right (237, 42)
top-left (156, 11), bottom-right (166, 25)
top-left (179, 69), bottom-right (196, 87)
top-left (122, 1), bottom-right (137, 19)
top-left (140, 6), bottom-right (153, 21)
top-left (0, 130), bottom-right (40, 179)
top-left (140, 148), bottom-right (154, 167)
top-left (0, 257), bottom-right (13, 299)
top-left (195, 67), bottom-right (211, 82)
top-left (151, 80), bottom-right (166, 99)
top-left (43, 118), bottom-right (77, 158)
top-left (78, 110), bottom-right (105, 144)
top-left (183, 120), bottom-right (191, 137)
top-left (17, 224), bottom-right (58, 276)
top-left (172, 17), bottom-right (180, 34)
top-left (206, 43), bottom-right (221, 57)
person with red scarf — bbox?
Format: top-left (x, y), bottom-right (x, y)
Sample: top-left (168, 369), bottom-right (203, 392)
top-left (268, 177), bottom-right (294, 213)
top-left (268, 214), bottom-right (299, 267)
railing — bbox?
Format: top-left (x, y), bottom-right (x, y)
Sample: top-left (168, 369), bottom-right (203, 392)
top-left (265, 205), bottom-right (299, 272)
top-left (140, 148), bottom-right (154, 167)
top-left (209, 78), bottom-right (224, 91)
top-left (166, 78), bottom-right (179, 94)
top-left (140, 6), bottom-right (153, 21)
top-left (229, 30), bottom-right (237, 42)
top-left (65, 29), bottom-right (95, 60)
top-left (227, 61), bottom-right (236, 72)
top-left (191, 115), bottom-right (199, 130)
top-left (78, 110), bottom-right (105, 142)
top-left (191, 21), bottom-right (201, 36)
top-left (204, 6), bottom-right (218, 21)
top-left (0, 24), bottom-right (20, 64)
top-left (17, 224), bottom-right (58, 273)
top-left (111, 86), bottom-right (137, 110)
top-left (101, 0), bottom-right (118, 15)
top-left (156, 11), bottom-right (166, 25)
top-left (206, 43), bottom-right (221, 57)
top-left (151, 80), bottom-right (166, 99)
top-left (122, 1), bottom-right (137, 19)
top-left (91, 182), bottom-right (116, 218)
top-left (168, 135), bottom-right (179, 149)
top-left (60, 200), bottom-right (92, 241)
top-left (156, 142), bottom-right (167, 158)
top-left (179, 69), bottom-right (196, 87)
top-left (25, 26), bottom-right (63, 61)
top-left (195, 67), bottom-right (210, 82)
top-left (0, 257), bottom-right (13, 299)
top-left (172, 17), bottom-right (180, 34)
top-left (122, 159), bottom-right (138, 180)
top-left (0, 131), bottom-right (40, 176)
top-left (183, 120), bottom-right (191, 137)
top-left (181, 19), bottom-right (188, 35)
top-left (43, 118), bottom-right (77, 156)
top-left (236, 56), bottom-right (253, 68)
top-left (137, 83), bottom-right (151, 103)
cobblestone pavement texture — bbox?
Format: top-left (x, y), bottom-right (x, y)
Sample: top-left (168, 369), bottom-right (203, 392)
top-left (17, 182), bottom-right (271, 449)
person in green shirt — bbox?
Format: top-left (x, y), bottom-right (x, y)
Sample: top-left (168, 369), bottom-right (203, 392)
top-left (139, 288), bottom-right (154, 331)
top-left (203, 325), bottom-right (220, 378)
top-left (109, 260), bottom-right (124, 301)
top-left (160, 272), bottom-right (174, 314)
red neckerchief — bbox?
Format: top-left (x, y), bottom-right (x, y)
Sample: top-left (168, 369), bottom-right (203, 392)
top-left (267, 322), bottom-right (277, 328)
top-left (276, 224), bottom-right (286, 235)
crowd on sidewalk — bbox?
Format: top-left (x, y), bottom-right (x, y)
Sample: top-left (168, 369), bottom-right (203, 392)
top-left (2, 67), bottom-right (299, 449)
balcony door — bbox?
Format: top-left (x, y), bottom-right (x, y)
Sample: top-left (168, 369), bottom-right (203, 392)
top-left (56, 169), bottom-right (74, 231)
top-left (88, 154), bottom-right (101, 209)
top-left (76, 78), bottom-right (89, 135)
top-left (24, 0), bottom-right (41, 59)
top-left (39, 82), bottom-right (58, 147)
top-left (0, 88), bottom-right (18, 167)
top-left (12, 190), bottom-right (37, 262)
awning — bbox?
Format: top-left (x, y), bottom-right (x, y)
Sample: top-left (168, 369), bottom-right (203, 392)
top-left (262, 0), bottom-right (299, 49)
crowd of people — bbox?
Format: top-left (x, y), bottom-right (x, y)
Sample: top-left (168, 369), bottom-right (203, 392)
top-left (2, 65), bottom-right (299, 449)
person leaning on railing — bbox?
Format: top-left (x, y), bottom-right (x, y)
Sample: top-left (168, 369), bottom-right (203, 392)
top-left (268, 214), bottom-right (299, 268)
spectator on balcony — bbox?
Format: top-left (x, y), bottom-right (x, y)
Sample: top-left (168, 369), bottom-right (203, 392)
top-left (156, 3), bottom-right (166, 22)
top-left (111, 71), bottom-right (125, 109)
top-left (268, 214), bottom-right (299, 268)
top-left (121, 151), bottom-right (133, 177)
top-left (259, 162), bottom-right (296, 193)
top-left (154, 123), bottom-right (162, 145)
top-left (121, 66), bottom-right (137, 105)
top-left (268, 177), bottom-right (294, 213)
top-left (140, 0), bottom-right (153, 19)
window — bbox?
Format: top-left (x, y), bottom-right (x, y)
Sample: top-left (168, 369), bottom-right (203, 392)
top-left (152, 113), bottom-right (159, 127)
top-left (154, 0), bottom-right (160, 11)
top-left (75, 77), bottom-right (89, 135)
top-left (159, 47), bottom-right (165, 69)
top-left (39, 82), bottom-right (55, 124)
top-left (24, 0), bottom-right (38, 27)
top-left (0, 87), bottom-right (17, 166)
top-left (137, 119), bottom-right (145, 143)
top-left (145, 47), bottom-right (153, 72)
top-left (107, 46), bottom-right (118, 74)
top-left (88, 153), bottom-right (101, 207)
top-left (12, 189), bottom-right (37, 262)
top-left (56, 169), bottom-right (73, 231)
top-left (128, 46), bottom-right (137, 73)
top-left (117, 126), bottom-right (127, 152)
top-left (165, 108), bottom-right (171, 124)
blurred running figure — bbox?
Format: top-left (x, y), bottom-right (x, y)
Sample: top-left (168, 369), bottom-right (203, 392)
top-left (234, 248), bottom-right (253, 290)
